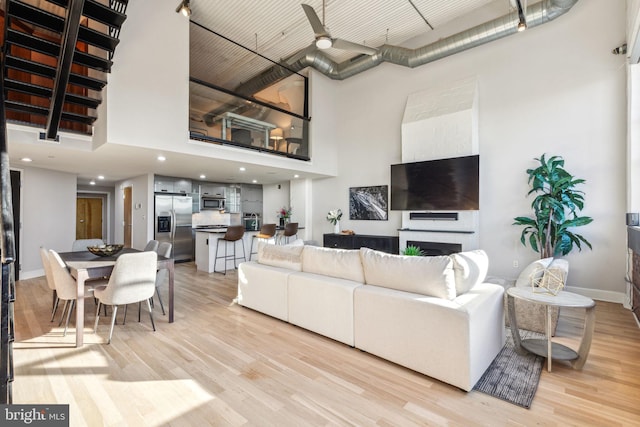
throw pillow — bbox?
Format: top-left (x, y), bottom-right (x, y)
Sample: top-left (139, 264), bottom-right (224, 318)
top-left (359, 248), bottom-right (456, 300)
top-left (450, 249), bottom-right (489, 295)
top-left (538, 258), bottom-right (569, 294)
top-left (301, 245), bottom-right (364, 283)
top-left (515, 257), bottom-right (553, 288)
top-left (257, 242), bottom-right (304, 271)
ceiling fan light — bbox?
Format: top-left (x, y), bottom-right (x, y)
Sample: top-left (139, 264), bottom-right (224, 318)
top-left (316, 36), bottom-right (332, 50)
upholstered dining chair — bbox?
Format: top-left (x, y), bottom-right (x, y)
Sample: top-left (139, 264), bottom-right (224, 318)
top-left (48, 249), bottom-right (96, 336)
top-left (214, 225), bottom-right (246, 274)
top-left (72, 238), bottom-right (104, 252)
top-left (93, 251), bottom-right (158, 344)
top-left (249, 223), bottom-right (277, 260)
top-left (39, 247), bottom-right (60, 322)
top-left (153, 242), bottom-right (172, 315)
top-left (144, 239), bottom-right (159, 252)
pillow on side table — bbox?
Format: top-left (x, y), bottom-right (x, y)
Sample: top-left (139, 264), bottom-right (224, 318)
top-left (504, 257), bottom-right (561, 335)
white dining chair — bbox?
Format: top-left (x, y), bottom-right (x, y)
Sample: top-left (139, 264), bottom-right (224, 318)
top-left (154, 242), bottom-right (172, 315)
top-left (72, 238), bottom-right (104, 252)
top-left (39, 247), bottom-right (60, 322)
top-left (48, 249), bottom-right (96, 336)
top-left (144, 240), bottom-right (159, 252)
top-left (93, 251), bottom-right (158, 344)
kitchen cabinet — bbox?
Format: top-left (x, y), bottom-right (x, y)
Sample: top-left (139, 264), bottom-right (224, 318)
top-left (226, 185), bottom-right (241, 213)
top-left (154, 176), bottom-right (193, 194)
top-left (241, 184), bottom-right (263, 215)
top-left (200, 183), bottom-right (226, 198)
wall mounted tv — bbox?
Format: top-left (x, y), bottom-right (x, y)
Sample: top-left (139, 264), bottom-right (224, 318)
top-left (390, 155), bottom-right (479, 211)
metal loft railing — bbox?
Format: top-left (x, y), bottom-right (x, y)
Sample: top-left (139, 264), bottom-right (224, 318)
top-left (0, 57), bottom-right (16, 404)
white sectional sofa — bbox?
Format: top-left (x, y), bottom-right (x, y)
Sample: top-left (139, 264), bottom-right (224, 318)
top-left (237, 244), bottom-right (505, 391)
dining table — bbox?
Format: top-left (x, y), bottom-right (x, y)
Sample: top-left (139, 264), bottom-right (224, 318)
top-left (57, 248), bottom-right (175, 347)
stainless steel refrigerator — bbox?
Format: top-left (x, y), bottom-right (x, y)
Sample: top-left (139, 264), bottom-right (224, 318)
top-left (155, 194), bottom-right (193, 262)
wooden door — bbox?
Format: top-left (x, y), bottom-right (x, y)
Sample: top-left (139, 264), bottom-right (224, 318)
top-left (76, 197), bottom-right (103, 239)
top-left (123, 187), bottom-right (132, 248)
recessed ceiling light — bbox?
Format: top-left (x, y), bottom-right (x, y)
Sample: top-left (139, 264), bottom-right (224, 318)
top-left (294, 174), bottom-right (299, 178)
top-left (252, 179), bottom-right (257, 183)
top-left (21, 157), bottom-right (32, 162)
top-left (157, 155), bottom-right (166, 161)
top-left (97, 175), bottom-right (104, 180)
top-left (89, 180), bottom-right (96, 185)
top-left (200, 174), bottom-right (206, 179)
top-left (239, 167), bottom-right (246, 172)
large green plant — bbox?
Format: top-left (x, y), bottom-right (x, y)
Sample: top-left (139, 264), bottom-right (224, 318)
top-left (513, 154), bottom-right (593, 258)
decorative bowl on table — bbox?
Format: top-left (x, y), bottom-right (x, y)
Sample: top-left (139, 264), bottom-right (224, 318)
top-left (87, 244), bottom-right (124, 257)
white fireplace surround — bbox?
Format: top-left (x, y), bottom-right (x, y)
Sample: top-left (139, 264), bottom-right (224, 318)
top-left (399, 77), bottom-right (479, 253)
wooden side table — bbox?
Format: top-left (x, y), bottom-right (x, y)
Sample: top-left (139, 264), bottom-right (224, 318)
top-left (506, 287), bottom-right (596, 372)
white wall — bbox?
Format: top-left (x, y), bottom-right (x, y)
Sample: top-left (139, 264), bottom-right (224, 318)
top-left (310, 0), bottom-right (627, 299)
top-left (114, 174), bottom-right (153, 250)
top-left (104, 0), bottom-right (189, 150)
top-left (263, 182), bottom-right (291, 225)
top-left (19, 167), bottom-right (76, 278)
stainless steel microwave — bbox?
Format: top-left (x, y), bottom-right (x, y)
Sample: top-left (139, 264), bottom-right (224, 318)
top-left (201, 197), bottom-right (225, 210)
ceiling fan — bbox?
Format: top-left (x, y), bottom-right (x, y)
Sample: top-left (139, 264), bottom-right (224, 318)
top-left (301, 2), bottom-right (377, 55)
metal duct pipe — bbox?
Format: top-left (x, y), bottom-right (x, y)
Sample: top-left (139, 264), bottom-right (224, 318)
top-left (234, 0), bottom-right (578, 95)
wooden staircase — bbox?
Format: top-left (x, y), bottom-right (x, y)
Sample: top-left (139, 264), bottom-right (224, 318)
top-left (2, 0), bottom-right (128, 139)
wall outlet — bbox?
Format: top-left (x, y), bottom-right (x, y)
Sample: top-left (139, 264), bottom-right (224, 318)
top-left (513, 260), bottom-right (519, 268)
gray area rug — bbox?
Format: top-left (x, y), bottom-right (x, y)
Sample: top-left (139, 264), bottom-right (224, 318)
top-left (473, 330), bottom-right (545, 408)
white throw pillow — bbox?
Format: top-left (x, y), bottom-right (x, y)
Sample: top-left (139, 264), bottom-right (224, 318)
top-left (515, 257), bottom-right (553, 288)
top-left (257, 243), bottom-right (304, 271)
top-left (450, 250), bottom-right (489, 295)
top-left (359, 248), bottom-right (456, 300)
top-left (301, 245), bottom-right (364, 283)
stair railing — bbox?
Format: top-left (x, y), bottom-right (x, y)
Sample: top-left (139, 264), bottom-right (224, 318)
top-left (0, 54), bottom-right (16, 404)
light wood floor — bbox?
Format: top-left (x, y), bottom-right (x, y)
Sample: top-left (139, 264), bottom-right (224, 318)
top-left (12, 262), bottom-right (640, 426)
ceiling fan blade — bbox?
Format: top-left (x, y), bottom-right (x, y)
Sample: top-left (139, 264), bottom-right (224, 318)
top-left (332, 38), bottom-right (378, 55)
top-left (301, 4), bottom-right (329, 38)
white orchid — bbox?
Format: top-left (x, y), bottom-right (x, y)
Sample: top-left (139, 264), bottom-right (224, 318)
top-left (326, 209), bottom-right (343, 225)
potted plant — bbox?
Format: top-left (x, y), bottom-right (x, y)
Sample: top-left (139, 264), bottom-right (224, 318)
top-left (278, 207), bottom-right (292, 227)
top-left (402, 245), bottom-right (424, 256)
top-left (513, 154), bottom-right (593, 258)
top-left (326, 209), bottom-right (343, 234)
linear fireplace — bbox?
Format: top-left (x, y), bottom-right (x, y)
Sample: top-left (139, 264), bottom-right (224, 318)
top-left (407, 240), bottom-right (462, 256)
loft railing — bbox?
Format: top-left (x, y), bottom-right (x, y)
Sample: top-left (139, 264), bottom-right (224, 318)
top-left (0, 56), bottom-right (16, 404)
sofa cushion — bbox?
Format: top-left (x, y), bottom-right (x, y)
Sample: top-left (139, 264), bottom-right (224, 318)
top-left (515, 257), bottom-right (553, 288)
top-left (359, 248), bottom-right (456, 300)
top-left (451, 250), bottom-right (489, 295)
top-left (257, 242), bottom-right (304, 271)
top-left (302, 245), bottom-right (364, 283)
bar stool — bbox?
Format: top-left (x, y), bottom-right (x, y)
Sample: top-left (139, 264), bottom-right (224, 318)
top-left (250, 223), bottom-right (277, 260)
top-left (279, 222), bottom-right (299, 245)
top-left (214, 225), bottom-right (246, 274)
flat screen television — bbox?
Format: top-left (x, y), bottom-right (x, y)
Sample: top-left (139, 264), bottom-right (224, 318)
top-left (390, 155), bottom-right (479, 211)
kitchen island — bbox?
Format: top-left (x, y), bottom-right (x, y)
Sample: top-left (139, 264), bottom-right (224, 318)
top-left (195, 228), bottom-right (259, 273)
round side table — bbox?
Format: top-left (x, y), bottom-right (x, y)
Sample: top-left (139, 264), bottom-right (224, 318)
top-left (506, 287), bottom-right (596, 372)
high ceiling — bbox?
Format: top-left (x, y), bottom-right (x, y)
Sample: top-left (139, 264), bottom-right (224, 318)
top-left (8, 0), bottom-right (526, 186)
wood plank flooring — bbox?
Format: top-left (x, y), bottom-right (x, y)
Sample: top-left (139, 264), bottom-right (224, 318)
top-left (12, 262), bottom-right (640, 426)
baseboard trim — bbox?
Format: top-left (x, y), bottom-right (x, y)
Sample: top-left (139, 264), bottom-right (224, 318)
top-left (19, 269), bottom-right (44, 280)
top-left (564, 285), bottom-right (627, 304)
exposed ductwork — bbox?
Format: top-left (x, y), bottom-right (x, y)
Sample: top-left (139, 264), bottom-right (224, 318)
top-left (234, 0), bottom-right (579, 97)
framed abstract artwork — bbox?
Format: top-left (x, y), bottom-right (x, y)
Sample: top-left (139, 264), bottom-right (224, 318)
top-left (349, 185), bottom-right (388, 220)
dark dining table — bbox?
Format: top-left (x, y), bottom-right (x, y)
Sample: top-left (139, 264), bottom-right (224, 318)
top-left (57, 248), bottom-right (175, 347)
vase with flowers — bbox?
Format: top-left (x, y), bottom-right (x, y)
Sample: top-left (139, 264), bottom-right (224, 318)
top-left (278, 206), bottom-right (292, 227)
top-left (326, 209), bottom-right (343, 234)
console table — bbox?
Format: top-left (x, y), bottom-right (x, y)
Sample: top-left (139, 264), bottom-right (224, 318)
top-left (323, 233), bottom-right (399, 254)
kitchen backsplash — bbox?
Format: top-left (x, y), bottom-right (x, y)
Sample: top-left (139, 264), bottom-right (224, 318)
top-left (192, 211), bottom-right (242, 226)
